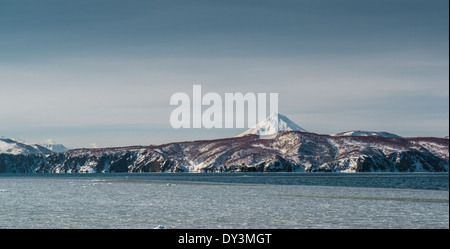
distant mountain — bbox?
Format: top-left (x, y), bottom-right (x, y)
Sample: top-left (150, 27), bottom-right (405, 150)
top-left (0, 138), bottom-right (52, 155)
top-left (332, 130), bottom-right (401, 138)
top-left (236, 113), bottom-right (307, 137)
top-left (40, 143), bottom-right (69, 153)
top-left (1, 131), bottom-right (448, 173)
top-left (1, 115), bottom-right (448, 173)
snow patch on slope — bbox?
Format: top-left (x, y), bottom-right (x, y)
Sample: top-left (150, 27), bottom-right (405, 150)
top-left (0, 138), bottom-right (52, 155)
top-left (332, 131), bottom-right (401, 138)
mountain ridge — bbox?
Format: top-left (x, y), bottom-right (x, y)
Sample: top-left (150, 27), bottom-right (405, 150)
top-left (1, 114), bottom-right (448, 173)
top-left (1, 131), bottom-right (448, 173)
top-left (332, 130), bottom-right (401, 138)
top-left (0, 138), bottom-right (53, 155)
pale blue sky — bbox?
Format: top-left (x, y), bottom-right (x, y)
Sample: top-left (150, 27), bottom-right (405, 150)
top-left (0, 0), bottom-right (448, 148)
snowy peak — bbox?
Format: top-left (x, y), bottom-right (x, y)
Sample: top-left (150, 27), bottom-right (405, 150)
top-left (0, 138), bottom-right (53, 155)
top-left (236, 113), bottom-right (307, 137)
top-left (40, 143), bottom-right (69, 153)
top-left (331, 130), bottom-right (401, 138)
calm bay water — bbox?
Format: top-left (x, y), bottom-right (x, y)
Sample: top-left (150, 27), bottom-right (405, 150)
top-left (0, 173), bottom-right (448, 229)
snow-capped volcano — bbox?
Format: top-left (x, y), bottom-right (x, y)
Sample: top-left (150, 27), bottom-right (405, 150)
top-left (236, 113), bottom-right (307, 137)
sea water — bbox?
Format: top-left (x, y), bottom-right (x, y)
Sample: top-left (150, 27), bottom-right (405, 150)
top-left (0, 173), bottom-right (448, 229)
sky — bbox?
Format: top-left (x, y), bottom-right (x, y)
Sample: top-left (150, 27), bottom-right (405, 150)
top-left (0, 0), bottom-right (448, 148)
